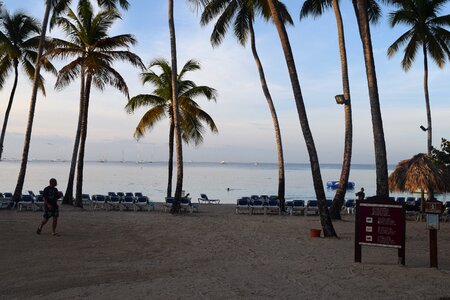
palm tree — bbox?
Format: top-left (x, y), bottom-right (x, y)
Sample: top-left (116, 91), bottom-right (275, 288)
top-left (0, 10), bottom-right (56, 161)
top-left (12, 0), bottom-right (72, 202)
top-left (354, 0), bottom-right (389, 198)
top-left (126, 58), bottom-right (218, 199)
top-left (199, 0), bottom-right (292, 210)
top-left (48, 0), bottom-right (143, 207)
top-left (300, 0), bottom-right (353, 219)
top-left (59, 0), bottom-right (130, 205)
top-left (387, 0), bottom-right (450, 156)
top-left (266, 0), bottom-right (336, 237)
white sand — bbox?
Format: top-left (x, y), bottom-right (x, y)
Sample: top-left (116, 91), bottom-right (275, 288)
top-left (1, 204), bottom-right (450, 299)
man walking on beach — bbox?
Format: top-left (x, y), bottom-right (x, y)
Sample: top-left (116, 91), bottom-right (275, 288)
top-left (36, 178), bottom-right (61, 236)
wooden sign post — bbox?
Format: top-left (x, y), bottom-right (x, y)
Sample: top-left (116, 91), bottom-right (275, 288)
top-left (425, 200), bottom-right (442, 268)
top-left (355, 197), bottom-right (406, 265)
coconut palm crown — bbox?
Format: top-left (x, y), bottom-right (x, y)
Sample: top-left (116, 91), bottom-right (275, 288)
top-left (0, 10), bottom-right (57, 160)
top-left (126, 58), bottom-right (218, 197)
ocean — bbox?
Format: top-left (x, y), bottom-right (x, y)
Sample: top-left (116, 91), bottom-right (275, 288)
top-left (1, 160), bottom-right (447, 204)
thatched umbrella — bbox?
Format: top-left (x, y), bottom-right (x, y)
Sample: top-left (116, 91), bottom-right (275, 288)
top-left (389, 153), bottom-right (450, 212)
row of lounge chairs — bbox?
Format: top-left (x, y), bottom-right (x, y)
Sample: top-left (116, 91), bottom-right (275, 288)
top-left (84, 192), bottom-right (155, 211)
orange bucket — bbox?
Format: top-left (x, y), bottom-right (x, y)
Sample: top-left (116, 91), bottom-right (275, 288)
top-left (309, 229), bottom-right (321, 238)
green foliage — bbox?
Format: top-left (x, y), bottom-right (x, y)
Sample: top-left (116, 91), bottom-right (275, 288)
top-left (432, 138), bottom-right (450, 170)
top-left (126, 58), bottom-right (218, 146)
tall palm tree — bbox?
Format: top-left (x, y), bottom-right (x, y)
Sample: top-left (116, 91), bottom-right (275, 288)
top-left (300, 0), bottom-right (353, 219)
top-left (0, 10), bottom-right (56, 161)
top-left (126, 58), bottom-right (218, 198)
top-left (354, 0), bottom-right (389, 198)
top-left (48, 0), bottom-right (143, 207)
top-left (200, 0), bottom-right (292, 210)
top-left (387, 0), bottom-right (450, 156)
top-left (12, 0), bottom-right (72, 202)
top-left (59, 0), bottom-right (130, 205)
top-left (266, 0), bottom-right (336, 237)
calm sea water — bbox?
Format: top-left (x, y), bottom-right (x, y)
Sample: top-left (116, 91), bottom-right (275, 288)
top-left (0, 161), bottom-right (447, 204)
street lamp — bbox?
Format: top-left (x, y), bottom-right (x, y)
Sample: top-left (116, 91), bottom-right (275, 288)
top-left (335, 94), bottom-right (347, 105)
top-left (420, 125), bottom-right (428, 132)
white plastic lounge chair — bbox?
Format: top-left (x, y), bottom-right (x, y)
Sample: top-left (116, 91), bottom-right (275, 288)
top-left (180, 197), bottom-right (196, 213)
top-left (344, 199), bottom-right (355, 214)
top-left (250, 198), bottom-right (266, 215)
top-left (0, 193), bottom-right (13, 209)
top-left (164, 197), bottom-right (174, 212)
top-left (236, 197), bottom-right (250, 214)
top-left (107, 195), bottom-right (121, 210)
top-left (198, 193), bottom-right (220, 204)
top-left (266, 198), bottom-right (281, 215)
top-left (33, 195), bottom-right (45, 211)
top-left (92, 195), bottom-right (106, 210)
top-left (18, 194), bottom-right (35, 211)
top-left (120, 196), bottom-right (135, 211)
top-left (134, 196), bottom-right (154, 211)
top-left (290, 200), bottom-right (306, 216)
top-left (305, 200), bottom-right (319, 216)
top-left (82, 194), bottom-right (92, 207)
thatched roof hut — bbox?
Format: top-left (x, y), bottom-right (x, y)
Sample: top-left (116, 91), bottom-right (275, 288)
top-left (389, 153), bottom-right (450, 194)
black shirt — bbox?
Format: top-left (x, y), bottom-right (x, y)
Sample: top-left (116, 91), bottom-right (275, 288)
top-left (43, 186), bottom-right (59, 208)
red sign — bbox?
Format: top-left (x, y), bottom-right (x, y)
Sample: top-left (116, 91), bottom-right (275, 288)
top-left (357, 202), bottom-right (405, 248)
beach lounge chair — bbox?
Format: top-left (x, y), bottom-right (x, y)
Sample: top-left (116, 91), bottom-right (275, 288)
top-left (236, 197), bottom-right (250, 214)
top-left (290, 200), bottom-right (306, 216)
top-left (180, 197), bottom-right (197, 213)
top-left (326, 199), bottom-right (333, 208)
top-left (266, 198), bottom-right (280, 215)
top-left (81, 194), bottom-right (92, 207)
top-left (164, 197), bottom-right (174, 212)
top-left (250, 198), bottom-right (266, 215)
top-left (198, 193), bottom-right (220, 204)
top-left (344, 199), bottom-right (355, 214)
top-left (107, 195), bottom-right (121, 210)
top-left (305, 200), bottom-right (319, 216)
top-left (0, 193), bottom-right (13, 209)
top-left (18, 194), bottom-right (35, 211)
top-left (117, 192), bottom-right (125, 199)
top-left (120, 195), bottom-right (135, 211)
top-left (396, 197), bottom-right (405, 203)
top-left (134, 192), bottom-right (143, 197)
top-left (33, 195), bottom-right (45, 211)
top-left (134, 196), bottom-right (155, 211)
top-left (389, 196), bottom-right (396, 201)
top-left (92, 195), bottom-right (106, 210)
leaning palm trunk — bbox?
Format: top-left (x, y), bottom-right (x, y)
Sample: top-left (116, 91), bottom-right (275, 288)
top-left (13, 1), bottom-right (51, 202)
top-left (75, 74), bottom-right (92, 208)
top-left (329, 0), bottom-right (353, 219)
top-left (266, 0), bottom-right (336, 237)
top-left (355, 0), bottom-right (389, 197)
top-left (167, 121), bottom-right (174, 198)
top-left (168, 0), bottom-right (183, 213)
top-left (63, 71), bottom-right (86, 205)
top-left (0, 61), bottom-right (19, 161)
top-left (248, 22), bottom-right (285, 209)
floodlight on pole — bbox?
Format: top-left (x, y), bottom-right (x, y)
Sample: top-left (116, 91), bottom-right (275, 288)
top-left (335, 94), bottom-right (346, 105)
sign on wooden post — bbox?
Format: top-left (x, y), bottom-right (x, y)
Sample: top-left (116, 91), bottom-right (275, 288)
top-left (354, 197), bottom-right (406, 265)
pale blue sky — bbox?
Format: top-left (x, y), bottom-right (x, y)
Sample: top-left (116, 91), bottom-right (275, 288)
top-left (0, 0), bottom-right (449, 164)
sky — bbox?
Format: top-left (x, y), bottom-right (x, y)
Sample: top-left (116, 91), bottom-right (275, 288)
top-left (0, 0), bottom-right (449, 164)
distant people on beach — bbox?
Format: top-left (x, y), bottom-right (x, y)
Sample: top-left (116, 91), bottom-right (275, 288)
top-left (36, 178), bottom-right (61, 236)
top-left (356, 188), bottom-right (365, 201)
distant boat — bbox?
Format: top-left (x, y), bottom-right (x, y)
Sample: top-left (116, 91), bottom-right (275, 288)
top-left (326, 181), bottom-right (355, 190)
top-left (220, 161), bottom-right (226, 164)
top-left (254, 162), bottom-right (259, 166)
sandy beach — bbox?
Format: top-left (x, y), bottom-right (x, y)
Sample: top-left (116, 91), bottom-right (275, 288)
top-left (1, 204), bottom-right (450, 299)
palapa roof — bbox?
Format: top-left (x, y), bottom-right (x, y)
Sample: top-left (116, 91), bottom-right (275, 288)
top-left (388, 153), bottom-right (450, 193)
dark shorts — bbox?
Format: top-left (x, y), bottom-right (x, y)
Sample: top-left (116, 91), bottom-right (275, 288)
top-left (43, 208), bottom-right (59, 219)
